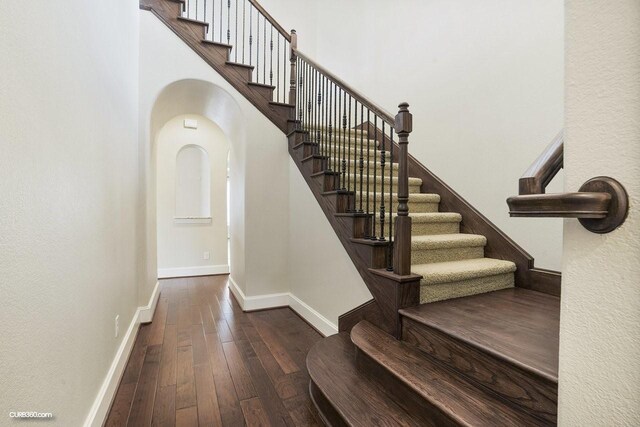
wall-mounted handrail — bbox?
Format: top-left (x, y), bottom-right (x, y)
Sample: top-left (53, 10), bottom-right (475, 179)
top-left (507, 131), bottom-right (629, 233)
top-left (519, 130), bottom-right (564, 195)
top-left (293, 48), bottom-right (396, 127)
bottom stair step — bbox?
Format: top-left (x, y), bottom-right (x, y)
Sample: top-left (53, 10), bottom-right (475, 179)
top-left (351, 321), bottom-right (551, 426)
top-left (307, 333), bottom-right (429, 426)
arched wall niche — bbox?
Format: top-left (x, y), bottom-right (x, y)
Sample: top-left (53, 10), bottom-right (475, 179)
top-left (149, 79), bottom-right (247, 293)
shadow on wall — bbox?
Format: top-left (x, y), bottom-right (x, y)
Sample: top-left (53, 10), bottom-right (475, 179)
top-left (149, 79), bottom-right (247, 287)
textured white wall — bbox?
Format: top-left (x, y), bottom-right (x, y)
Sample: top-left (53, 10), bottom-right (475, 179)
top-left (156, 115), bottom-right (230, 272)
top-left (0, 1), bottom-right (140, 425)
top-left (262, 0), bottom-right (565, 270)
top-left (559, 1), bottom-right (640, 425)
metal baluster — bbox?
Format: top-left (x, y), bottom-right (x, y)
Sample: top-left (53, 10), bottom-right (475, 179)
top-left (315, 69), bottom-right (320, 153)
top-left (387, 128), bottom-right (395, 270)
top-left (327, 81), bottom-right (333, 171)
top-left (219, 0), bottom-right (223, 42)
top-left (196, 0), bottom-right (198, 20)
top-left (379, 121), bottom-right (386, 241)
top-left (359, 103), bottom-right (364, 212)
top-left (269, 26), bottom-right (274, 88)
top-left (276, 33), bottom-right (280, 102)
top-left (242, 0), bottom-right (245, 62)
top-left (347, 95), bottom-right (352, 200)
top-left (226, 0), bottom-right (231, 47)
top-left (256, 15), bottom-right (260, 81)
top-left (262, 17), bottom-right (266, 83)
top-left (332, 85), bottom-right (340, 174)
top-left (365, 109), bottom-right (371, 237)
top-left (340, 91), bottom-right (347, 191)
top-left (234, 0), bottom-right (238, 62)
top-left (371, 116), bottom-right (378, 239)
top-left (248, 4), bottom-right (252, 64)
top-left (203, 0), bottom-right (206, 37)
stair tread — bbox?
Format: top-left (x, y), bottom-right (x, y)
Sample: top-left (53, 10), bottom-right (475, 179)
top-left (307, 333), bottom-right (426, 426)
top-left (351, 321), bottom-right (547, 426)
top-left (400, 287), bottom-right (560, 382)
top-left (412, 233), bottom-right (486, 249)
top-left (412, 258), bottom-right (516, 285)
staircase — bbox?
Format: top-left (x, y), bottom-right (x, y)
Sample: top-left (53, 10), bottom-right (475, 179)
top-left (140, 0), bottom-right (560, 424)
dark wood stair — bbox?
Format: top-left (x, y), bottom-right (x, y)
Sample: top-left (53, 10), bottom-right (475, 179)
top-left (351, 320), bottom-right (551, 426)
top-left (307, 333), bottom-right (431, 427)
top-left (400, 287), bottom-right (559, 423)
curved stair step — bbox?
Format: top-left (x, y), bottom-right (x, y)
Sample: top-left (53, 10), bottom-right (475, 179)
top-left (307, 333), bottom-right (429, 427)
top-left (411, 234), bottom-right (486, 264)
top-left (412, 258), bottom-right (516, 303)
top-left (351, 321), bottom-right (551, 426)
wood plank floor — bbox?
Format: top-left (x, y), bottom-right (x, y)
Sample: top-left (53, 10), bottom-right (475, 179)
top-left (106, 275), bottom-right (325, 427)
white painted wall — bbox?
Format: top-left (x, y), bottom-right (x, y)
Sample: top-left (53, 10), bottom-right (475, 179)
top-left (139, 11), bottom-right (290, 299)
top-left (262, 0), bottom-right (565, 270)
top-left (0, 0), bottom-right (141, 425)
top-left (288, 160), bottom-right (373, 325)
top-left (559, 1), bottom-right (640, 425)
top-left (156, 114), bottom-right (230, 277)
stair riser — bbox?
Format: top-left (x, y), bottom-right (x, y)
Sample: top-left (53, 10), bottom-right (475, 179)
top-left (329, 159), bottom-right (399, 172)
top-left (420, 273), bottom-right (514, 304)
top-left (363, 201), bottom-right (439, 214)
top-left (307, 147), bottom-right (391, 160)
top-left (387, 221), bottom-right (460, 236)
top-left (354, 348), bottom-right (459, 427)
top-left (201, 42), bottom-right (231, 59)
top-left (225, 64), bottom-right (252, 81)
top-left (309, 381), bottom-right (350, 427)
top-left (411, 246), bottom-right (484, 265)
top-left (327, 178), bottom-right (421, 194)
top-left (402, 317), bottom-right (558, 424)
top-left (323, 192), bottom-right (354, 213)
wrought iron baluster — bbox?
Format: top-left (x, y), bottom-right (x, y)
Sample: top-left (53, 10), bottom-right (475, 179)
top-left (359, 103), bottom-right (364, 212)
top-left (340, 90), bottom-right (348, 191)
top-left (256, 15), bottom-right (260, 80)
top-left (379, 121), bottom-right (387, 241)
top-left (241, 0), bottom-right (245, 62)
top-left (333, 84), bottom-right (338, 175)
top-left (248, 4), bottom-right (252, 65)
top-left (226, 0), bottom-right (231, 46)
top-left (234, 0), bottom-right (238, 62)
top-left (347, 95), bottom-right (352, 199)
top-left (371, 115), bottom-right (378, 239)
top-left (365, 109), bottom-right (371, 237)
top-left (262, 17), bottom-right (266, 83)
top-left (276, 33), bottom-right (280, 102)
top-left (387, 128), bottom-right (395, 270)
top-left (327, 81), bottom-right (333, 172)
top-left (269, 26), bottom-right (274, 87)
top-left (219, 0), bottom-right (223, 42)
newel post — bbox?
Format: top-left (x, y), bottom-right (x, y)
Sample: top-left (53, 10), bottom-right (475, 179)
top-left (393, 103), bottom-right (413, 276)
top-left (289, 29), bottom-right (297, 106)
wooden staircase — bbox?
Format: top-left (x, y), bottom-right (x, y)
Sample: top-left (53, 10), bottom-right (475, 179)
top-left (141, 0), bottom-right (561, 424)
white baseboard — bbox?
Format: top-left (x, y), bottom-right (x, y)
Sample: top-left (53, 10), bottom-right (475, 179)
top-left (139, 281), bottom-right (160, 323)
top-left (83, 281), bottom-right (161, 427)
top-left (228, 277), bottom-right (338, 336)
top-left (228, 276), bottom-right (290, 311)
top-left (288, 294), bottom-right (338, 337)
top-left (157, 264), bottom-right (230, 278)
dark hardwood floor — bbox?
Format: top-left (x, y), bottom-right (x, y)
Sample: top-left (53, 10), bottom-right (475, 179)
top-left (106, 275), bottom-right (324, 426)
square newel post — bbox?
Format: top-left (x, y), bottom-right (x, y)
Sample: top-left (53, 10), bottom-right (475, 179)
top-left (393, 103), bottom-right (413, 276)
top-left (288, 29), bottom-right (297, 106)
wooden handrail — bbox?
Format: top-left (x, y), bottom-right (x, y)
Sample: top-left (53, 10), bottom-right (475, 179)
top-left (248, 0), bottom-right (291, 42)
top-left (293, 48), bottom-right (396, 126)
top-left (507, 132), bottom-right (629, 233)
top-left (519, 130), bottom-right (564, 195)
